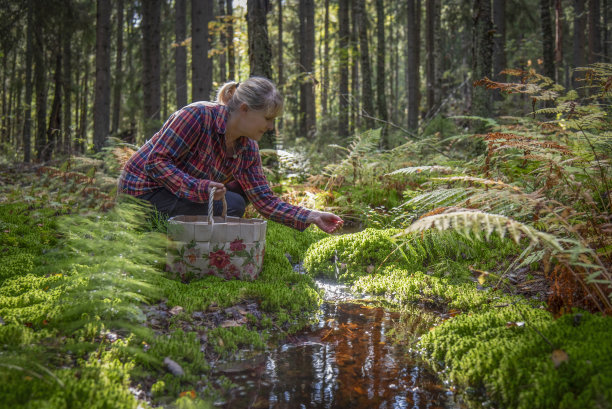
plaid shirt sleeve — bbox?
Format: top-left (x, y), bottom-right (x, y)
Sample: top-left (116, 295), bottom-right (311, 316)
top-left (236, 142), bottom-right (312, 231)
top-left (143, 106), bottom-right (213, 203)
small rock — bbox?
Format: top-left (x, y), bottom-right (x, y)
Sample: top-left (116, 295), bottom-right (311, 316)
top-left (164, 357), bottom-right (185, 376)
top-left (169, 306), bottom-right (184, 316)
top-left (192, 311), bottom-right (206, 320)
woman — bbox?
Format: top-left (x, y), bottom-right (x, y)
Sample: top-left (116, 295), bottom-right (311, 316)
top-left (118, 76), bottom-right (343, 233)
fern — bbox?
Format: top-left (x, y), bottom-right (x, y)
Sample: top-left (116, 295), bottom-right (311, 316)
top-left (386, 166), bottom-right (455, 176)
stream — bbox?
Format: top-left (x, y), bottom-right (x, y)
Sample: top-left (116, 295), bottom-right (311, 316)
top-left (213, 279), bottom-right (457, 409)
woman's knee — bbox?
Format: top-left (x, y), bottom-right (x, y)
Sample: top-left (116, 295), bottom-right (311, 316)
top-left (224, 191), bottom-right (247, 217)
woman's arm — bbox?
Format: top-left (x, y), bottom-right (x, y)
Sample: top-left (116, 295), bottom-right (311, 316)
top-left (143, 106), bottom-right (219, 202)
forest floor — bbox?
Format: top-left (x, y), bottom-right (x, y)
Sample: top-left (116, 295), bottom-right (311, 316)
top-left (1, 155), bottom-right (611, 409)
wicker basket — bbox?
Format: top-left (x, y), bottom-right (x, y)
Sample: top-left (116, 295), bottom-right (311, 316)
top-left (165, 188), bottom-right (267, 281)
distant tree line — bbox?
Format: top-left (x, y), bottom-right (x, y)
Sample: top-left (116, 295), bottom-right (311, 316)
top-left (0, 0), bottom-right (609, 162)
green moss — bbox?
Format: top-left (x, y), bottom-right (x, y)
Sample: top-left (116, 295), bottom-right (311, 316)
top-left (420, 307), bottom-right (612, 409)
top-left (0, 344), bottom-right (138, 409)
top-left (303, 228), bottom-right (408, 281)
top-left (208, 326), bottom-right (266, 356)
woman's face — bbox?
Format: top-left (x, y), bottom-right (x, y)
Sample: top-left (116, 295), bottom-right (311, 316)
top-left (238, 105), bottom-right (276, 141)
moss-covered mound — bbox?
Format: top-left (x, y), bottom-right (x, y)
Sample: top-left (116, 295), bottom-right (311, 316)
top-left (303, 228), bottom-right (408, 281)
top-left (420, 306), bottom-right (612, 409)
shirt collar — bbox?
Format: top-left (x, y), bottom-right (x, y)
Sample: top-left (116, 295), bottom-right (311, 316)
top-left (215, 104), bottom-right (248, 154)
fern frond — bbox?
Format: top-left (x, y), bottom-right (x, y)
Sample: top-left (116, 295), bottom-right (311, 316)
top-left (432, 176), bottom-right (522, 191)
top-left (404, 209), bottom-right (563, 250)
top-left (405, 188), bottom-right (471, 209)
top-left (386, 166), bottom-right (455, 176)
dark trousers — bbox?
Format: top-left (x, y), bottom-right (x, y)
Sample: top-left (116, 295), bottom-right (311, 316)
top-left (137, 184), bottom-right (248, 218)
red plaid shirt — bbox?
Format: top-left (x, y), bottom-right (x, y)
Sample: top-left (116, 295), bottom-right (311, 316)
top-left (118, 102), bottom-right (311, 231)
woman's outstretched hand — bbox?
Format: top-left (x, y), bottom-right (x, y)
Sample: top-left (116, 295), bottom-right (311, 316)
top-left (307, 211), bottom-right (344, 233)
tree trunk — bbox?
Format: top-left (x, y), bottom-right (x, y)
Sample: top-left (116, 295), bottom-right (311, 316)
top-left (376, 0), bottom-right (388, 133)
top-left (143, 0), bottom-right (161, 136)
top-left (247, 0), bottom-right (274, 148)
top-left (1, 53), bottom-right (7, 144)
top-left (227, 0), bottom-right (235, 80)
top-left (77, 55), bottom-right (90, 154)
top-left (425, 0), bottom-right (435, 114)
top-left (555, 0), bottom-right (563, 84)
top-left (218, 0), bottom-right (227, 82)
top-left (472, 0), bottom-right (493, 117)
top-left (22, 0), bottom-right (34, 163)
top-left (299, 0), bottom-right (316, 138)
top-left (62, 2), bottom-right (73, 155)
top-left (192, 0), bottom-right (213, 101)
top-left (573, 0), bottom-right (586, 89)
top-left (350, 0), bottom-right (360, 133)
top-left (356, 0), bottom-right (374, 129)
top-left (434, 0), bottom-right (442, 110)
top-left (603, 0), bottom-right (609, 60)
top-left (112, 0), bottom-right (124, 135)
top-left (493, 0), bottom-right (506, 81)
top-left (322, 0), bottom-right (329, 116)
top-left (406, 0), bottom-right (419, 131)
top-left (276, 0), bottom-right (283, 131)
top-left (45, 50), bottom-right (62, 161)
top-left (338, 0), bottom-right (349, 137)
top-left (540, 0), bottom-right (555, 79)
top-left (247, 0), bottom-right (273, 79)
top-left (175, 0), bottom-right (187, 108)
top-left (34, 6), bottom-right (46, 162)
top-left (588, 0), bottom-right (601, 62)
top-left (93, 0), bottom-right (111, 152)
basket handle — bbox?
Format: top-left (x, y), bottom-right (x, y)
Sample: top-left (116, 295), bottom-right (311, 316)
top-left (208, 186), bottom-right (227, 223)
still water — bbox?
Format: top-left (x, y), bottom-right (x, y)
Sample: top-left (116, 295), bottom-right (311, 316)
top-left (216, 280), bottom-right (454, 409)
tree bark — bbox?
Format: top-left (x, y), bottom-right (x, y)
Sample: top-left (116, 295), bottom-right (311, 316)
top-left (143, 0), bottom-right (161, 136)
top-left (376, 0), bottom-right (388, 133)
top-left (299, 0), bottom-right (316, 138)
top-left (192, 0), bottom-right (213, 101)
top-left (322, 0), bottom-right (330, 116)
top-left (45, 48), bottom-right (62, 161)
top-left (573, 0), bottom-right (586, 89)
top-left (93, 0), bottom-right (111, 152)
top-left (276, 0), bottom-right (283, 131)
top-left (493, 0), bottom-right (506, 81)
top-left (217, 0), bottom-right (226, 83)
top-left (356, 0), bottom-right (374, 129)
top-left (541, 0), bottom-right (555, 78)
top-left (406, 0), bottom-right (419, 131)
top-left (22, 0), bottom-right (34, 163)
top-left (338, 0), bottom-right (349, 137)
top-left (112, 0), bottom-right (124, 135)
top-left (350, 0), bottom-right (359, 133)
top-left (62, 2), bottom-right (73, 155)
top-left (227, 0), bottom-right (235, 80)
top-left (555, 0), bottom-right (563, 83)
top-left (247, 0), bottom-right (273, 79)
top-left (34, 6), bottom-right (47, 161)
top-left (588, 0), bottom-right (601, 62)
top-left (175, 0), bottom-right (187, 108)
top-left (426, 0), bottom-right (435, 114)
top-left (77, 55), bottom-right (90, 154)
top-left (472, 0), bottom-right (493, 117)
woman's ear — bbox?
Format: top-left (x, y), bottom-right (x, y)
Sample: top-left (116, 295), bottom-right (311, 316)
top-left (239, 103), bottom-right (249, 113)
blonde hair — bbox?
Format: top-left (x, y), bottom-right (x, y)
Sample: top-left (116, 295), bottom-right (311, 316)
top-left (216, 77), bottom-right (283, 118)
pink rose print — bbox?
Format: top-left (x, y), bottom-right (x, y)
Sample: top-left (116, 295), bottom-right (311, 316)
top-left (209, 249), bottom-right (231, 269)
top-left (224, 263), bottom-right (240, 279)
top-left (172, 261), bottom-right (186, 274)
top-left (185, 247), bottom-right (198, 264)
top-left (243, 263), bottom-right (256, 279)
top-left (230, 239), bottom-right (246, 252)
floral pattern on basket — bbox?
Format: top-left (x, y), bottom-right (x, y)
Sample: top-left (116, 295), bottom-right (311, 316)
top-left (167, 238), bottom-right (264, 282)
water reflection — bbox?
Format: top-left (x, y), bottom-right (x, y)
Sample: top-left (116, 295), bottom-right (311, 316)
top-left (218, 302), bottom-right (450, 409)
